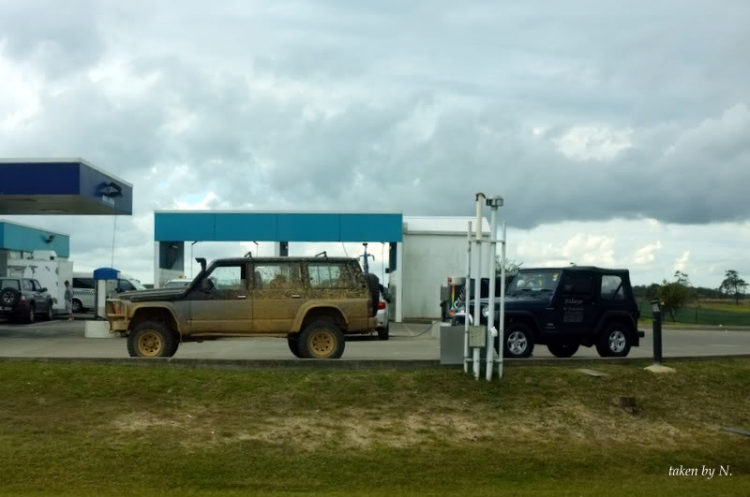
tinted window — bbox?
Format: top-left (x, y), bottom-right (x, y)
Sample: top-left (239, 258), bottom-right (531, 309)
top-left (563, 274), bottom-right (593, 295)
top-left (0, 279), bottom-right (20, 290)
top-left (118, 280), bottom-right (136, 292)
top-left (253, 264), bottom-right (301, 290)
top-left (601, 275), bottom-right (625, 300)
top-left (31, 280), bottom-right (42, 291)
top-left (308, 264), bottom-right (353, 289)
top-left (73, 278), bottom-right (95, 289)
top-left (22, 280), bottom-right (33, 291)
top-left (208, 265), bottom-right (247, 290)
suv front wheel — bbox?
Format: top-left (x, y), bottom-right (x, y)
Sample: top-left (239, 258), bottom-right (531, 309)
top-left (127, 322), bottom-right (179, 358)
top-left (596, 322), bottom-right (632, 357)
top-left (297, 320), bottom-right (345, 359)
top-left (497, 322), bottom-right (535, 358)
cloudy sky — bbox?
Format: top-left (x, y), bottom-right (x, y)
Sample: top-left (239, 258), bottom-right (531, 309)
top-left (1, 0), bottom-right (749, 287)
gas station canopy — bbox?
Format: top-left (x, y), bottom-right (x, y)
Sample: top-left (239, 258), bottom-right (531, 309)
top-left (0, 158), bottom-right (132, 215)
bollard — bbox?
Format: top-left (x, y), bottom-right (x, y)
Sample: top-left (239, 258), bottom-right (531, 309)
top-left (651, 299), bottom-right (662, 364)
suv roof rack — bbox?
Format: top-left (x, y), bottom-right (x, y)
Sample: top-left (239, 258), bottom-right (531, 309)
top-left (244, 251), bottom-right (253, 258)
top-left (315, 251), bottom-right (328, 258)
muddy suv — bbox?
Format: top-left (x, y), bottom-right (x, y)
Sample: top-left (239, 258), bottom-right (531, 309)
top-left (451, 266), bottom-right (644, 358)
top-left (106, 256), bottom-right (379, 359)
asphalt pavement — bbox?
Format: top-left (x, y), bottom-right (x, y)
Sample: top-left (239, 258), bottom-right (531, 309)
top-left (1, 317), bottom-right (749, 361)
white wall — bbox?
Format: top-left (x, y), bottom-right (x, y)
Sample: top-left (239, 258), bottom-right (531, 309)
top-left (401, 233), bottom-right (492, 319)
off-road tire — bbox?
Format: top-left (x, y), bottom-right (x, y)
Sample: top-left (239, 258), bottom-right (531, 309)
top-left (496, 322), bottom-right (535, 358)
top-left (72, 299), bottom-right (83, 313)
top-left (596, 322), bottom-right (632, 358)
top-left (25, 304), bottom-right (36, 324)
top-left (377, 324), bottom-right (390, 341)
top-left (287, 336), bottom-right (302, 358)
top-left (1, 288), bottom-right (20, 308)
top-left (127, 321), bottom-right (179, 358)
top-left (547, 342), bottom-right (579, 358)
top-left (297, 320), bottom-right (345, 359)
top-left (364, 273), bottom-right (380, 317)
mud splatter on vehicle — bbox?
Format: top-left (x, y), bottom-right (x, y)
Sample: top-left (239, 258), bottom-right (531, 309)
top-left (106, 256), bottom-right (379, 359)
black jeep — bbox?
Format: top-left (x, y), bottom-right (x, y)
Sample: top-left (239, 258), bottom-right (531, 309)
top-left (451, 267), bottom-right (644, 358)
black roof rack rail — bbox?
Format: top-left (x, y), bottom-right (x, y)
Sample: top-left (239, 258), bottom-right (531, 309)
top-left (315, 251), bottom-right (328, 258)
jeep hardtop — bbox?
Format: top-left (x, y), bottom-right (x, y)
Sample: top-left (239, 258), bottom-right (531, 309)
top-left (107, 256), bottom-right (379, 359)
top-left (451, 266), bottom-right (644, 358)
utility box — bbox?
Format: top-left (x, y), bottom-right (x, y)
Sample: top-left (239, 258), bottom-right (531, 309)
top-left (439, 324), bottom-right (466, 365)
top-left (93, 268), bottom-right (120, 320)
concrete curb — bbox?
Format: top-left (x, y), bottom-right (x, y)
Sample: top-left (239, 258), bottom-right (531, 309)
top-left (0, 354), bottom-right (749, 370)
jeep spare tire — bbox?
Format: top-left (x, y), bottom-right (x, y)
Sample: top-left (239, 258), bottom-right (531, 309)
top-left (364, 273), bottom-right (380, 317)
top-left (1, 287), bottom-right (20, 308)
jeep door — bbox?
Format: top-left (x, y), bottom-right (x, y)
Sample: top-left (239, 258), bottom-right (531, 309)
top-left (187, 262), bottom-right (252, 334)
top-left (251, 262), bottom-right (305, 333)
top-left (555, 271), bottom-right (600, 335)
top-left (598, 274), bottom-right (633, 316)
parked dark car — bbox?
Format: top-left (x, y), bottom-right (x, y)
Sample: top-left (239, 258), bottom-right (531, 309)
top-left (0, 277), bottom-right (55, 323)
top-left (450, 267), bottom-right (644, 358)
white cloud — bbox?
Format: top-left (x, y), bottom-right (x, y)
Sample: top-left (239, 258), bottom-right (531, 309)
top-left (674, 250), bottom-right (691, 273)
top-left (553, 126), bottom-right (633, 161)
top-left (633, 241), bottom-right (662, 264)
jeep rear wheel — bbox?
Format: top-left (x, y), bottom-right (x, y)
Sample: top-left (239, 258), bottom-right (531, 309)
top-left (547, 342), bottom-right (580, 358)
top-left (596, 322), bottom-right (632, 358)
top-left (127, 322), bottom-right (179, 358)
top-left (298, 320), bottom-right (345, 359)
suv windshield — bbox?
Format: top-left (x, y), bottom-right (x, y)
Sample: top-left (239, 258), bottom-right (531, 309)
top-left (508, 270), bottom-right (561, 296)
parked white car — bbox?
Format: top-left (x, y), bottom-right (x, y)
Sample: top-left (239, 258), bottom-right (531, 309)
top-left (164, 278), bottom-right (192, 289)
top-left (72, 272), bottom-right (146, 313)
top-left (375, 284), bottom-right (390, 340)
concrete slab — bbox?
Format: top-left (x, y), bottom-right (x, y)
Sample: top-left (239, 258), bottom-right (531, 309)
top-left (644, 364), bottom-right (677, 374)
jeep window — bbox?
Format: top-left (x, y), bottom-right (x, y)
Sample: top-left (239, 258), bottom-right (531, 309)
top-left (0, 279), bottom-right (20, 290)
top-left (208, 265), bottom-right (247, 290)
top-left (509, 270), bottom-right (560, 296)
top-left (563, 274), bottom-right (593, 295)
top-left (73, 278), bottom-right (95, 289)
top-left (309, 263), bottom-right (353, 289)
top-left (253, 263), bottom-right (301, 290)
top-left (601, 275), bottom-right (625, 300)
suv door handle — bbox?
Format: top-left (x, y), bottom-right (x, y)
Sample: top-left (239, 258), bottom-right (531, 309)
top-left (291, 294), bottom-right (301, 299)
top-left (237, 295), bottom-right (247, 300)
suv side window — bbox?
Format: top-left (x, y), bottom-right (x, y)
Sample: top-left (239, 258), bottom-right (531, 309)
top-left (209, 265), bottom-right (248, 290)
top-left (562, 274), bottom-right (593, 295)
top-left (253, 264), bottom-right (302, 290)
top-left (31, 280), bottom-right (43, 292)
top-left (0, 279), bottom-right (20, 290)
top-left (600, 275), bottom-right (625, 300)
top-left (308, 263), bottom-right (353, 289)
top-left (21, 280), bottom-right (33, 291)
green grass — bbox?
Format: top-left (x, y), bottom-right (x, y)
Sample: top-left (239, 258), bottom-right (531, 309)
top-left (1, 361), bottom-right (749, 496)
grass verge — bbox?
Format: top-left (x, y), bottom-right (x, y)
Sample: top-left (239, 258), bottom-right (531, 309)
top-left (0, 360), bottom-right (749, 496)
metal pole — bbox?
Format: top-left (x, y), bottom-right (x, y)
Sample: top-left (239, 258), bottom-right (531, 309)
top-left (464, 221), bottom-right (472, 374)
top-left (485, 206), bottom-right (498, 381)
top-left (651, 299), bottom-right (662, 364)
top-left (498, 222), bottom-right (507, 379)
top-left (473, 194), bottom-right (485, 380)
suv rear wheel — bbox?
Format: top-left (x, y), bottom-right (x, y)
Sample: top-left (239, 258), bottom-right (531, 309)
top-left (127, 322), bottom-right (179, 358)
top-left (298, 320), bottom-right (345, 359)
top-left (596, 322), bottom-right (632, 357)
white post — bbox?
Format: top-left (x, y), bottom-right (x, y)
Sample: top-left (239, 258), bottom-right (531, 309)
top-left (153, 242), bottom-right (160, 289)
top-left (473, 194), bottom-right (485, 380)
top-left (485, 206), bottom-right (499, 380)
top-left (395, 242), bottom-right (404, 323)
top-left (498, 221), bottom-right (507, 379)
top-left (464, 221), bottom-right (472, 374)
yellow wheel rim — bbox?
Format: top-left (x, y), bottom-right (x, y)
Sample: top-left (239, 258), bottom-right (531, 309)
top-left (309, 330), bottom-right (335, 357)
top-left (137, 331), bottom-right (163, 357)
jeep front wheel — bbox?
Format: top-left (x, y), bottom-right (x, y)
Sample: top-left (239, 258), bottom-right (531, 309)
top-left (127, 322), bottom-right (179, 358)
top-left (596, 322), bottom-right (632, 358)
top-left (298, 321), bottom-right (345, 359)
top-left (498, 323), bottom-right (535, 358)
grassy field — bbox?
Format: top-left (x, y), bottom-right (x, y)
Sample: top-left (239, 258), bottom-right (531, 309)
top-left (1, 361), bottom-right (749, 496)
